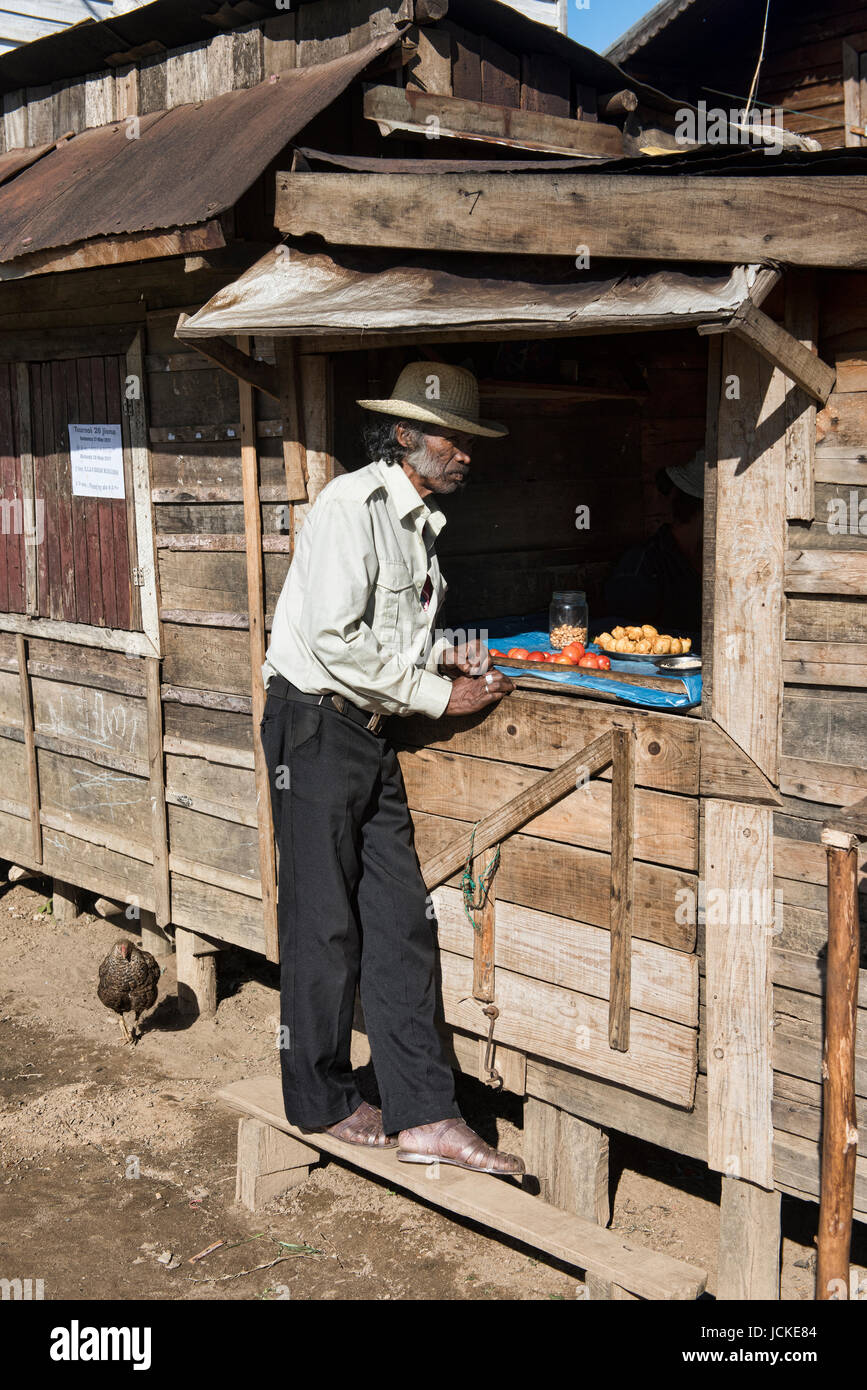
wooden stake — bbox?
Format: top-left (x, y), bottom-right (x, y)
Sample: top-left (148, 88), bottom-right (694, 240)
top-left (146, 655), bottom-right (170, 927)
top-left (16, 634), bottom-right (41, 865)
top-left (275, 337), bottom-right (308, 506)
top-left (817, 833), bottom-right (861, 1299)
top-left (238, 340), bottom-right (279, 965)
top-left (608, 727), bottom-right (635, 1052)
top-left (471, 844), bottom-right (497, 1003)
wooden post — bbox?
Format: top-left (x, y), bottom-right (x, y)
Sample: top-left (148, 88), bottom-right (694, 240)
top-left (238, 340), bottom-right (280, 966)
top-left (52, 878), bottom-right (81, 923)
top-left (236, 1116), bottom-right (313, 1211)
top-left (817, 829), bottom-right (861, 1300)
top-left (175, 925), bottom-right (217, 1018)
top-left (145, 655), bottom-right (170, 928)
top-left (718, 1177), bottom-right (781, 1300)
top-left (16, 634), bottom-right (41, 865)
top-left (783, 270), bottom-right (819, 521)
top-left (140, 908), bottom-right (172, 958)
top-left (523, 1097), bottom-right (628, 1299)
top-left (275, 338), bottom-right (308, 515)
top-left (608, 726), bottom-right (635, 1051)
top-left (471, 845), bottom-right (496, 1003)
top-left (704, 800), bottom-right (774, 1189)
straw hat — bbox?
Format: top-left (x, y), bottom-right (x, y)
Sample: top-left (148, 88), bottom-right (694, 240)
top-left (357, 361), bottom-right (507, 439)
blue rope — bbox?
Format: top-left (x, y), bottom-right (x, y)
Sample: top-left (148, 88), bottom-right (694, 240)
top-left (460, 821), bottom-right (501, 933)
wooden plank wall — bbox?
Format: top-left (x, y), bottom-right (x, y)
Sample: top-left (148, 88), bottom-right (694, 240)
top-left (755, 1), bottom-right (867, 150)
top-left (395, 691), bottom-right (700, 1108)
top-left (0, 0), bottom-right (589, 153)
top-left (755, 269), bottom-right (867, 1213)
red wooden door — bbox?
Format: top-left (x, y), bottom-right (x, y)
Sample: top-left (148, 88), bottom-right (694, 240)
top-left (29, 354), bottom-right (139, 630)
top-left (0, 362), bottom-right (27, 614)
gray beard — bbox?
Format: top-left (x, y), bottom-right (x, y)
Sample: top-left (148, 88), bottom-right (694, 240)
top-left (404, 438), bottom-right (441, 480)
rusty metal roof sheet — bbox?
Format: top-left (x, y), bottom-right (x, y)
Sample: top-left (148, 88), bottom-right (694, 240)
top-left (0, 30), bottom-right (397, 264)
top-left (177, 241), bottom-right (767, 340)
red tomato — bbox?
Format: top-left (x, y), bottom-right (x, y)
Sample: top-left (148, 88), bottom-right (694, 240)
top-left (552, 654), bottom-right (575, 665)
top-left (488, 649), bottom-right (503, 658)
top-left (527, 650), bottom-right (548, 662)
top-left (596, 654), bottom-right (611, 670)
top-left (578, 654), bottom-right (600, 669)
top-left (506, 647), bottom-right (529, 660)
top-left (541, 652), bottom-right (555, 661)
top-left (561, 641), bottom-right (585, 662)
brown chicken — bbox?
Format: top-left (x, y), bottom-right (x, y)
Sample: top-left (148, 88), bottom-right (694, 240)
top-left (97, 939), bottom-right (160, 1044)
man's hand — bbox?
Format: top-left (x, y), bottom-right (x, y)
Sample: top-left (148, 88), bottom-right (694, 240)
top-left (438, 640), bottom-right (490, 678)
top-left (445, 670), bottom-right (514, 715)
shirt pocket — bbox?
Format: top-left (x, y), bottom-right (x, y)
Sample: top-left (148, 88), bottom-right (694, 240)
top-left (374, 559), bottom-right (416, 650)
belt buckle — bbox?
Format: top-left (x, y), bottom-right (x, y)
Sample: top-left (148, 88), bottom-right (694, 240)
top-left (366, 712), bottom-right (383, 734)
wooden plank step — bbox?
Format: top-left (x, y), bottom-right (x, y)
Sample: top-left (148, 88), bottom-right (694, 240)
top-left (216, 1076), bottom-right (707, 1301)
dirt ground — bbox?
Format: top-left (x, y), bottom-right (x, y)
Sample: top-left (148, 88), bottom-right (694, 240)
top-left (1, 877), bottom-right (863, 1302)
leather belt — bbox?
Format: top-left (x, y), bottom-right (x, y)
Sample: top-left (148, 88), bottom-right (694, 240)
top-left (267, 674), bottom-right (386, 736)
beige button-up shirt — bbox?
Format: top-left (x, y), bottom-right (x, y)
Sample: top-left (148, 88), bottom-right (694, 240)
top-left (263, 458), bottom-right (454, 719)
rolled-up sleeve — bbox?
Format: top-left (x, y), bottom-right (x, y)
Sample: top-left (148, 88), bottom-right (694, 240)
top-left (298, 498), bottom-right (453, 719)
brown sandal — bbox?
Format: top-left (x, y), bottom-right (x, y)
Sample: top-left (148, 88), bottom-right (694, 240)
top-left (317, 1100), bottom-right (397, 1148)
top-left (397, 1118), bottom-right (524, 1176)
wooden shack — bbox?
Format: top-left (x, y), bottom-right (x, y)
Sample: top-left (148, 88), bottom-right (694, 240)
top-left (0, 0), bottom-right (863, 1299)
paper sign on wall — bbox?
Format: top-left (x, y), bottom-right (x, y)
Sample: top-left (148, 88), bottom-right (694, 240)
top-left (69, 423), bottom-right (125, 499)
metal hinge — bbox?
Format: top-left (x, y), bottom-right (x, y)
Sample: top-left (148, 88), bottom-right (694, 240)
top-left (132, 567), bottom-right (148, 587)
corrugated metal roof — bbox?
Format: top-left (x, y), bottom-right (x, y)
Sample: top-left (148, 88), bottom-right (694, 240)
top-left (177, 240), bottom-right (767, 338)
top-left (0, 31), bottom-right (397, 263)
top-left (0, 3), bottom-right (149, 58)
top-left (606, 0), bottom-right (700, 66)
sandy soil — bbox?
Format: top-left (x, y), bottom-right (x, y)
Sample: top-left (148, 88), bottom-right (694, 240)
top-left (1, 877), bottom-right (863, 1301)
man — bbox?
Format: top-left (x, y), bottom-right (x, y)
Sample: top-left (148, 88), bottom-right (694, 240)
top-left (260, 362), bottom-right (523, 1176)
top-left (603, 450), bottom-right (704, 638)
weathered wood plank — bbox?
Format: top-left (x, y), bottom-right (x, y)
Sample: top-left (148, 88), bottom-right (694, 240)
top-left (433, 885), bottom-right (698, 1027)
top-left (276, 173), bottom-right (867, 268)
top-left (704, 800), bottom-right (775, 1189)
top-left (712, 338), bottom-right (786, 781)
top-left (439, 950), bottom-right (697, 1107)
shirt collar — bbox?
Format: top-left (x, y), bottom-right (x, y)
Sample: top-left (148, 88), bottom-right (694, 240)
top-left (375, 458), bottom-right (447, 537)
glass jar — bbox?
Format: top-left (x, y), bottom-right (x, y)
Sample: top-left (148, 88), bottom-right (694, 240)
top-left (549, 590), bottom-right (588, 650)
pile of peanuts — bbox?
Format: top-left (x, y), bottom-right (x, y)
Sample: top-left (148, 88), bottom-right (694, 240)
top-left (550, 623), bottom-right (588, 649)
top-left (594, 624), bottom-right (692, 656)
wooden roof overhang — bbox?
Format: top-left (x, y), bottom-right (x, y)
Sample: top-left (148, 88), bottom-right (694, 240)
top-left (0, 32), bottom-right (399, 281)
top-left (176, 239), bottom-right (834, 407)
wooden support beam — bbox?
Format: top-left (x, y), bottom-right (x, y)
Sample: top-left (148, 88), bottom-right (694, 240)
top-left (176, 316), bottom-right (280, 400)
top-left (421, 730), bottom-right (613, 891)
top-left (363, 83), bottom-right (624, 157)
top-left (139, 908), bottom-right (172, 958)
top-left (817, 832), bottom-right (861, 1299)
top-left (699, 302), bottom-right (835, 405)
top-left (52, 878), bottom-right (82, 924)
top-left (275, 338), bottom-right (308, 506)
top-left (523, 1099), bottom-right (627, 1299)
top-left (176, 924), bottom-right (217, 1017)
top-left (146, 655), bottom-right (171, 928)
top-left (238, 340), bottom-right (280, 965)
top-left (236, 1116), bottom-right (313, 1211)
top-left (470, 845), bottom-right (496, 1004)
top-left (608, 727), bottom-right (635, 1052)
top-left (16, 634), bottom-right (40, 866)
top-left (718, 1178), bottom-right (781, 1299)
top-left (275, 172), bottom-right (867, 268)
top-left (783, 270), bottom-right (819, 519)
top-left (711, 336), bottom-right (786, 783)
top-left (704, 800), bottom-right (774, 1190)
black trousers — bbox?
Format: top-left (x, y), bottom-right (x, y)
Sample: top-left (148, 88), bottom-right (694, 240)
top-left (259, 682), bottom-right (461, 1135)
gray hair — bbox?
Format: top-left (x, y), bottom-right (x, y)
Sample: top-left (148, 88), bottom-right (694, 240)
top-left (361, 416), bottom-right (425, 466)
